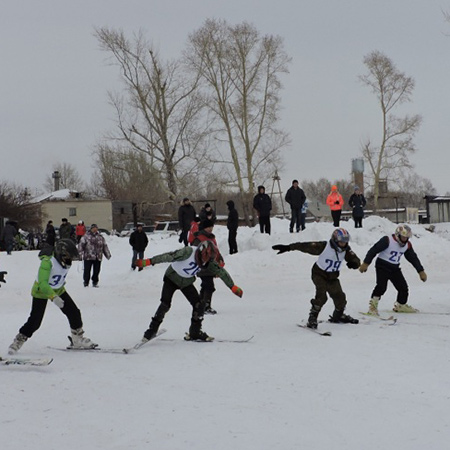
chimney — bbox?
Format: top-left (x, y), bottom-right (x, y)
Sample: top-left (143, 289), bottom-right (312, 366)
top-left (52, 171), bottom-right (61, 191)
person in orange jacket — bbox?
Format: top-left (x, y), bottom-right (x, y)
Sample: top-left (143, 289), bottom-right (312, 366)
top-left (326, 185), bottom-right (344, 227)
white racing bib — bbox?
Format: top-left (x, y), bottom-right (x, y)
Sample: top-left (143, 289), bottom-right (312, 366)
top-left (377, 236), bottom-right (407, 265)
top-left (171, 247), bottom-right (201, 278)
top-left (316, 241), bottom-right (346, 272)
top-left (36, 257), bottom-right (69, 289)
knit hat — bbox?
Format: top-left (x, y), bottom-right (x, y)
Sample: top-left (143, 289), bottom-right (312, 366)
top-left (202, 218), bottom-right (215, 229)
top-left (91, 223), bottom-right (98, 229)
top-left (205, 203), bottom-right (211, 208)
top-left (292, 179), bottom-right (299, 184)
top-left (354, 186), bottom-right (360, 191)
top-left (331, 185), bottom-right (338, 191)
top-left (183, 197), bottom-right (189, 202)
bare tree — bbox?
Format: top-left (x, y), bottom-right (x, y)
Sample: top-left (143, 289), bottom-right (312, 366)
top-left (43, 162), bottom-right (84, 192)
top-left (94, 27), bottom-right (208, 212)
top-left (0, 181), bottom-right (42, 231)
top-left (185, 19), bottom-right (291, 224)
top-left (395, 172), bottom-right (436, 208)
top-left (359, 51), bottom-right (422, 210)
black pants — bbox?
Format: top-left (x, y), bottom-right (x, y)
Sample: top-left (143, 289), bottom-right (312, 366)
top-left (300, 213), bottom-right (306, 231)
top-left (199, 275), bottom-right (216, 307)
top-left (372, 265), bottom-right (409, 304)
top-left (353, 215), bottom-right (363, 228)
top-left (289, 208), bottom-right (301, 232)
top-left (228, 229), bottom-right (238, 254)
top-left (19, 291), bottom-right (83, 338)
top-left (310, 264), bottom-right (347, 312)
top-left (259, 216), bottom-right (271, 235)
top-left (148, 276), bottom-right (205, 333)
top-left (83, 260), bottom-right (102, 285)
top-left (331, 210), bottom-right (342, 227)
top-left (179, 229), bottom-right (190, 246)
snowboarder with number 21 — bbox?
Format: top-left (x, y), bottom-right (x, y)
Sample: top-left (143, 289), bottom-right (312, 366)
top-left (272, 228), bottom-right (361, 329)
top-left (136, 241), bottom-right (243, 342)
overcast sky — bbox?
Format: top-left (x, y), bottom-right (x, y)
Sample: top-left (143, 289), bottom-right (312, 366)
top-left (1, 0), bottom-right (450, 196)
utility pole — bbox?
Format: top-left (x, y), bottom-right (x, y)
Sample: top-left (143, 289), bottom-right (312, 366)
top-left (270, 170), bottom-right (287, 217)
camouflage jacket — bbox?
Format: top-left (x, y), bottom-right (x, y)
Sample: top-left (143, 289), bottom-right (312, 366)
top-left (78, 231), bottom-right (111, 261)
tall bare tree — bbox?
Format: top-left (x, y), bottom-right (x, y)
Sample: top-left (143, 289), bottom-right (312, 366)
top-left (94, 27), bottom-right (208, 212)
top-left (43, 162), bottom-right (84, 192)
top-left (185, 19), bottom-right (291, 224)
top-left (359, 51), bottom-right (422, 209)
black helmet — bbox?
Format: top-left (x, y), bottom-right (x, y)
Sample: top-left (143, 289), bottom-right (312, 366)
top-left (54, 239), bottom-right (78, 268)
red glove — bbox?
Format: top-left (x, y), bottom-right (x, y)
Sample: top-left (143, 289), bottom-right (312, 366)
top-left (136, 258), bottom-right (152, 268)
top-left (231, 285), bottom-right (243, 298)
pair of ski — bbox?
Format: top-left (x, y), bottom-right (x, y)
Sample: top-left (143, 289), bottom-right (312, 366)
top-left (49, 329), bottom-right (254, 354)
top-left (298, 312), bottom-right (397, 337)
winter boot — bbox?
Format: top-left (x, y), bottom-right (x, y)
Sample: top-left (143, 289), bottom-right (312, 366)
top-left (69, 328), bottom-right (98, 349)
top-left (307, 305), bottom-right (321, 329)
top-left (329, 309), bottom-right (359, 324)
top-left (143, 317), bottom-right (162, 342)
top-left (393, 302), bottom-right (419, 313)
top-left (8, 333), bottom-right (28, 355)
top-left (367, 297), bottom-right (380, 316)
top-left (185, 320), bottom-right (213, 341)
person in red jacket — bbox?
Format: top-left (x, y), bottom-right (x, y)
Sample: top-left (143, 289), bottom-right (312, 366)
top-left (75, 220), bottom-right (86, 243)
top-left (326, 185), bottom-right (344, 227)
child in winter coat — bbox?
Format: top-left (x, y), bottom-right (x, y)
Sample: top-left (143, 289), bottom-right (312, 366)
top-left (273, 228), bottom-right (361, 329)
top-left (7, 239), bottom-right (97, 354)
top-left (359, 224), bottom-right (427, 314)
top-left (136, 241), bottom-right (243, 342)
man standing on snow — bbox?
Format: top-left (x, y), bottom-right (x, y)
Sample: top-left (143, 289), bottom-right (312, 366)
top-left (359, 224), bottom-right (427, 315)
top-left (129, 223), bottom-right (149, 271)
top-left (285, 179), bottom-right (306, 233)
top-left (78, 224), bottom-right (111, 287)
top-left (253, 185), bottom-right (272, 235)
top-left (226, 200), bottom-right (239, 255)
top-left (178, 197), bottom-right (197, 246)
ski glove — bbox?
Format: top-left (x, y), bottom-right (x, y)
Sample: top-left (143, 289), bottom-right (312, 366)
top-left (136, 258), bottom-right (152, 268)
top-left (419, 271), bottom-right (427, 282)
top-left (346, 261), bottom-right (360, 270)
top-left (272, 244), bottom-right (290, 254)
top-left (0, 271), bottom-right (6, 284)
top-left (359, 262), bottom-right (369, 273)
top-left (52, 296), bottom-right (64, 309)
top-left (231, 285), bottom-right (243, 298)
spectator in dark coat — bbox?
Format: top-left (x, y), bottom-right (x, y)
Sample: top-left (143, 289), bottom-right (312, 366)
top-left (253, 185), bottom-right (272, 235)
top-left (285, 179), bottom-right (306, 233)
top-left (348, 186), bottom-right (367, 228)
top-left (1, 221), bottom-right (17, 254)
top-left (178, 198), bottom-right (197, 246)
top-left (59, 218), bottom-right (72, 240)
top-left (129, 224), bottom-right (149, 271)
top-left (45, 221), bottom-right (56, 246)
top-left (226, 200), bottom-right (239, 255)
top-left (199, 203), bottom-right (217, 229)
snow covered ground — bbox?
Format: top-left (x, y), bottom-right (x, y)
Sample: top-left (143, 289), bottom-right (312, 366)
top-left (1, 216), bottom-right (450, 450)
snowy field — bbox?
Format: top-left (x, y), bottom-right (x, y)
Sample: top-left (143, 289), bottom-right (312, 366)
top-left (1, 216), bottom-right (450, 450)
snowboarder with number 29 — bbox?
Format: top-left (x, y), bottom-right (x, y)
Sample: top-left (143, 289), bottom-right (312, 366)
top-left (272, 228), bottom-right (361, 329)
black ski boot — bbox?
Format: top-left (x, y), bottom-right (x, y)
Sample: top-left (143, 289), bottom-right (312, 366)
top-left (307, 305), bottom-right (321, 329)
top-left (328, 309), bottom-right (359, 324)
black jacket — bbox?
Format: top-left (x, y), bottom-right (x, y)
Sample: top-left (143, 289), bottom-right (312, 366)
top-left (178, 204), bottom-right (197, 231)
top-left (129, 229), bottom-right (149, 252)
top-left (348, 193), bottom-right (366, 218)
top-left (253, 187), bottom-right (272, 217)
top-left (226, 201), bottom-right (239, 231)
top-left (285, 186), bottom-right (306, 210)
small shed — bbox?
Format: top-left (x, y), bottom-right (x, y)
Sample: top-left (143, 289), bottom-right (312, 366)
top-left (424, 196), bottom-right (450, 224)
